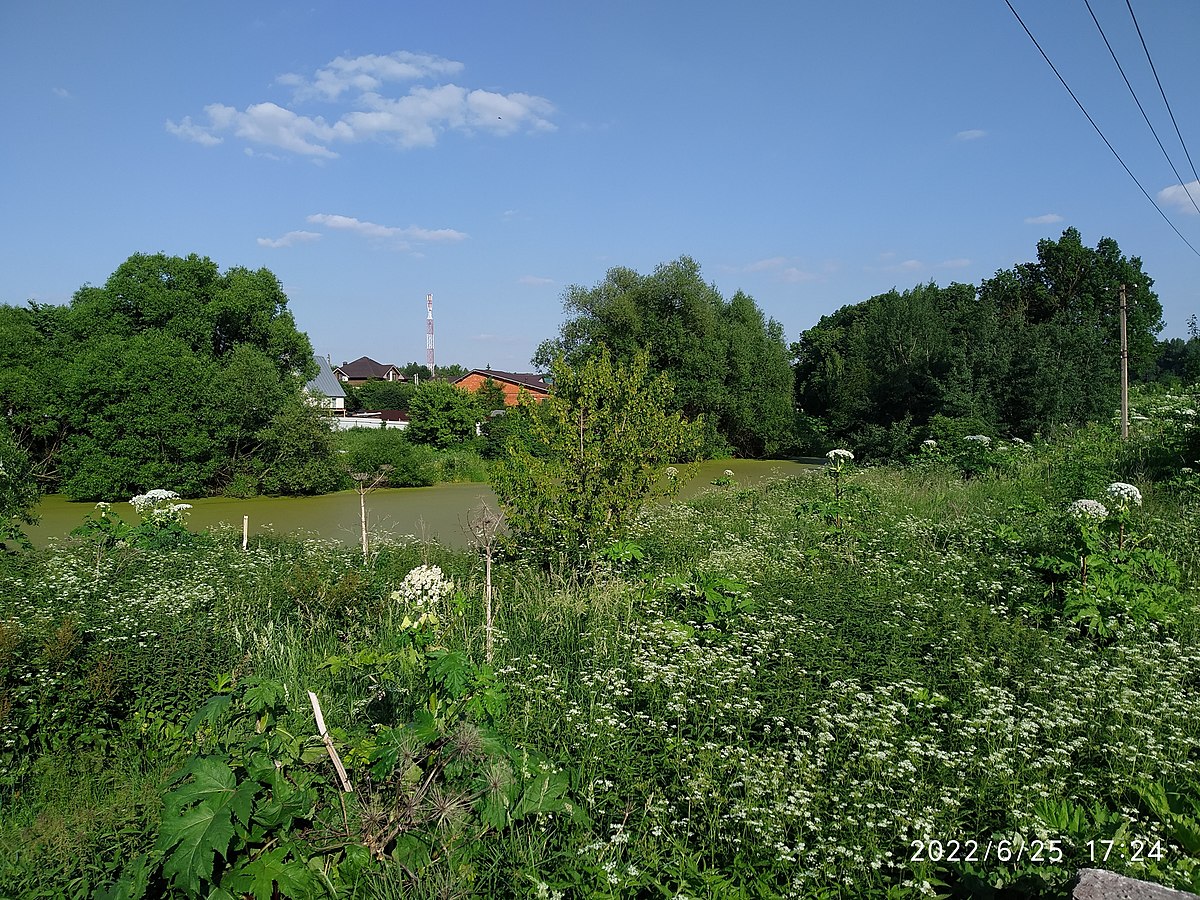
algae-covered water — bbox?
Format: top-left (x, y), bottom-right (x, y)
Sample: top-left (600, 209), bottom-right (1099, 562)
top-left (27, 459), bottom-right (815, 549)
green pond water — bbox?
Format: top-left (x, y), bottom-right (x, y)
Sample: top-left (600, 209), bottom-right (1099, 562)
top-left (27, 459), bottom-right (816, 550)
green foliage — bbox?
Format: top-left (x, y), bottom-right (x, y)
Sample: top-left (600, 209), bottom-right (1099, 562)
top-left (406, 381), bottom-right (481, 450)
top-left (490, 349), bottom-right (704, 567)
top-left (534, 256), bottom-right (796, 457)
top-left (8, 411), bottom-right (1200, 899)
top-left (355, 379), bottom-right (415, 412)
top-left (795, 229), bottom-right (1165, 459)
top-left (251, 395), bottom-right (344, 495)
top-left (1033, 489), bottom-right (1182, 638)
top-left (1, 252), bottom-right (326, 501)
top-left (0, 419), bottom-right (38, 547)
top-left (472, 376), bottom-right (508, 414)
top-left (337, 428), bottom-right (439, 487)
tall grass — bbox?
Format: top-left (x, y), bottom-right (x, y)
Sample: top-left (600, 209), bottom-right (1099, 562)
top-left (1, 408), bottom-right (1198, 897)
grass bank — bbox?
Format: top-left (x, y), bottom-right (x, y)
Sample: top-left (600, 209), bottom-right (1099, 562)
top-left (2, 417), bottom-right (1198, 898)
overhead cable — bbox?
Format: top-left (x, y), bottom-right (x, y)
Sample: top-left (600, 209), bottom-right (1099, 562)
top-left (1003, 0), bottom-right (1200, 259)
top-left (1124, 0), bottom-right (1200, 202)
top-left (1083, 0), bottom-right (1200, 216)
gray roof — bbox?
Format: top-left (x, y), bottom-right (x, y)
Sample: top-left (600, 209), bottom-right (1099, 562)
top-left (306, 356), bottom-right (346, 398)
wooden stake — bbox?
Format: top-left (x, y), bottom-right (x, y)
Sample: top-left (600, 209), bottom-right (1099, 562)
top-left (242, 515), bottom-right (249, 551)
top-left (308, 691), bottom-right (353, 792)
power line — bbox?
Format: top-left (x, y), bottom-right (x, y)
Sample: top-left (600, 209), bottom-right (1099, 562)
top-left (1083, 0), bottom-right (1200, 216)
top-left (1125, 0), bottom-right (1200, 192)
top-left (1003, 0), bottom-right (1200, 259)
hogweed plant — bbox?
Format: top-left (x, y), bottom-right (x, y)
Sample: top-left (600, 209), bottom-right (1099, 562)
top-left (825, 448), bottom-right (855, 531)
top-left (1043, 481), bottom-right (1180, 637)
top-left (1104, 480), bottom-right (1143, 550)
top-left (72, 489), bottom-right (195, 575)
top-left (391, 564), bottom-right (457, 634)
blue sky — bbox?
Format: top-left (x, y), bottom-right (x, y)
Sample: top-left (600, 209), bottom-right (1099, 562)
top-left (3, 1), bottom-right (1198, 372)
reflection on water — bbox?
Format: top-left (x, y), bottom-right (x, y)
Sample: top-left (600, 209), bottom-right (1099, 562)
top-left (28, 459), bottom-right (816, 549)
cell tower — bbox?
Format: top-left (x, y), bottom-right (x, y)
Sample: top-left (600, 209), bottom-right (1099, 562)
top-left (425, 293), bottom-right (436, 379)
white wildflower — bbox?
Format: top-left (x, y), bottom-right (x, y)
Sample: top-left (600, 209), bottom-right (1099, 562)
top-left (665, 466), bottom-right (678, 479)
top-left (964, 434), bottom-right (991, 445)
top-left (1105, 482), bottom-right (1142, 509)
top-left (826, 448), bottom-right (854, 464)
top-left (1067, 499), bottom-right (1108, 521)
top-left (392, 564), bottom-right (455, 621)
top-left (921, 439), bottom-right (937, 450)
top-left (130, 488), bottom-right (179, 513)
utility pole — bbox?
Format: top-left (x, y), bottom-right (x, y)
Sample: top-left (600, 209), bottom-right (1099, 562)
top-left (1119, 283), bottom-right (1129, 441)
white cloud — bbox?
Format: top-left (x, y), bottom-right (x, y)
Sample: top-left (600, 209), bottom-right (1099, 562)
top-left (165, 115), bottom-right (224, 147)
top-left (1158, 181), bottom-right (1200, 214)
top-left (955, 129), bottom-right (986, 141)
top-left (518, 275), bottom-right (555, 286)
top-left (257, 231), bottom-right (321, 249)
top-left (306, 213), bottom-right (467, 248)
top-left (781, 267), bottom-right (818, 283)
top-left (1025, 213), bottom-right (1064, 224)
top-left (168, 51), bottom-right (555, 157)
top-left (52, 87), bottom-right (71, 99)
top-left (288, 51), bottom-right (465, 101)
top-left (938, 258), bottom-right (971, 268)
top-left (743, 257), bottom-right (788, 273)
top-left (172, 102), bottom-right (351, 158)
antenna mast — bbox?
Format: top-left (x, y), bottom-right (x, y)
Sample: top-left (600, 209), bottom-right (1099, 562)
top-left (425, 292), bottom-right (436, 379)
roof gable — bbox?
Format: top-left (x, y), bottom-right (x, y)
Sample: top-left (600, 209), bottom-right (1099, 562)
top-left (335, 356), bottom-right (404, 380)
top-left (454, 369), bottom-right (550, 392)
top-left (306, 356), bottom-right (347, 398)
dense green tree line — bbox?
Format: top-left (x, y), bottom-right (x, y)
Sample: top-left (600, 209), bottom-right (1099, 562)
top-left (792, 228), bottom-right (1169, 457)
top-left (533, 257), bottom-right (795, 458)
top-left (0, 253), bottom-right (340, 500)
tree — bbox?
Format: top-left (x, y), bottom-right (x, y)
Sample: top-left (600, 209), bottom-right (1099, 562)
top-left (252, 396), bottom-right (344, 496)
top-left (979, 227), bottom-right (1162, 435)
top-left (473, 377), bottom-right (508, 414)
top-left (1, 252), bottom-right (327, 499)
top-left (356, 379), bottom-right (414, 411)
top-left (0, 420), bottom-right (38, 547)
top-left (406, 381), bottom-right (481, 449)
top-left (533, 257), bottom-right (795, 457)
top-left (490, 349), bottom-right (704, 567)
top-left (793, 229), bottom-right (1165, 457)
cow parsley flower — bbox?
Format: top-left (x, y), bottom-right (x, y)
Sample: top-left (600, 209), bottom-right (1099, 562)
top-left (826, 448), bottom-right (854, 464)
top-left (1105, 482), bottom-right (1142, 510)
top-left (1067, 499), bottom-right (1108, 521)
top-left (964, 434), bottom-right (991, 445)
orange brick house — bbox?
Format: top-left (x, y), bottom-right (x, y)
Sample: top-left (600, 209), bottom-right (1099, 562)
top-left (453, 369), bottom-right (551, 407)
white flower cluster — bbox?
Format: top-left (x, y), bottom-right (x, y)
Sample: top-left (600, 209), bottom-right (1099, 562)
top-left (392, 564), bottom-right (454, 610)
top-left (665, 466), bottom-right (679, 479)
top-left (1105, 481), bottom-right (1142, 510)
top-left (964, 434), bottom-right (991, 445)
top-left (130, 489), bottom-right (192, 524)
top-left (921, 439), bottom-right (937, 450)
top-left (826, 448), bottom-right (854, 464)
top-left (1067, 499), bottom-right (1109, 521)
top-left (131, 488), bottom-right (178, 512)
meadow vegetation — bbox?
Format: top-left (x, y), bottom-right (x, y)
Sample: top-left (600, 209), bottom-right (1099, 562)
top-left (1, 385), bottom-right (1197, 899)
